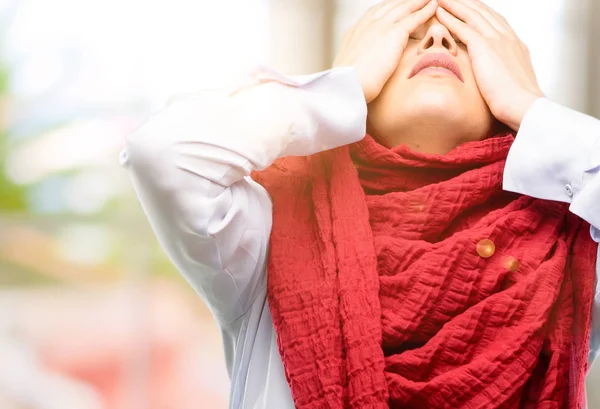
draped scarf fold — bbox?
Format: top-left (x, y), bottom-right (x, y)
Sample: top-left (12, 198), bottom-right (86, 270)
top-left (252, 133), bottom-right (597, 409)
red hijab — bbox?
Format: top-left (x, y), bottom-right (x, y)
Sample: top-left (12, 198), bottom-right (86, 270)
top-left (252, 133), bottom-right (597, 409)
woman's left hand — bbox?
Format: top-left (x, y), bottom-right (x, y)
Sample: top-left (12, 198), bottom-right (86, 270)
top-left (436, 0), bottom-right (544, 131)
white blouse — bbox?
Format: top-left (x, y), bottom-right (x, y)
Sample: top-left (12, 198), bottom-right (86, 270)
top-left (121, 65), bottom-right (600, 409)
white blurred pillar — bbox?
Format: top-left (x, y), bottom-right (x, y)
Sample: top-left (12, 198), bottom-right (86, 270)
top-left (586, 0), bottom-right (600, 118)
top-left (268, 0), bottom-right (334, 74)
top-left (558, 0), bottom-right (593, 114)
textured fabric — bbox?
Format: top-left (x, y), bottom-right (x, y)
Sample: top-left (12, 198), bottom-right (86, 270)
top-left (253, 133), bottom-right (597, 409)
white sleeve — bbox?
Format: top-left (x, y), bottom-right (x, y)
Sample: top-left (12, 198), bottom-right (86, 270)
top-left (121, 65), bottom-right (367, 323)
top-left (503, 97), bottom-right (600, 242)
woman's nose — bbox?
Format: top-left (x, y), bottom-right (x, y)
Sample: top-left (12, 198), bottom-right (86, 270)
top-left (417, 23), bottom-right (458, 56)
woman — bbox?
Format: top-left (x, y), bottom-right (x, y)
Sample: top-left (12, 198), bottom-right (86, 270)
top-left (122, 0), bottom-right (600, 407)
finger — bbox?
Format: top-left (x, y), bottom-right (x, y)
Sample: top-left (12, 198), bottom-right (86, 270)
top-left (350, 0), bottom-right (395, 35)
top-left (452, 0), bottom-right (514, 35)
top-left (345, 0), bottom-right (393, 44)
top-left (377, 0), bottom-right (432, 21)
top-left (435, 6), bottom-right (479, 45)
top-left (397, 0), bottom-right (438, 33)
top-left (459, 0), bottom-right (514, 32)
top-left (372, 0), bottom-right (405, 19)
top-left (367, 0), bottom-right (406, 20)
top-left (436, 0), bottom-right (498, 37)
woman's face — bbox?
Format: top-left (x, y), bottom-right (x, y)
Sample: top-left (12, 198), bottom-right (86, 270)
top-left (367, 17), bottom-right (495, 153)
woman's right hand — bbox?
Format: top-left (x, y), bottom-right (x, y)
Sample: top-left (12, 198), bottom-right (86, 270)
top-left (333, 0), bottom-right (438, 103)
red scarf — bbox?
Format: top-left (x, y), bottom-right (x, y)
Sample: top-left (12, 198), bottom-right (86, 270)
top-left (252, 133), bottom-right (597, 409)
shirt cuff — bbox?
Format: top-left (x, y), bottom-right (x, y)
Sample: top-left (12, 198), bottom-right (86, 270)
top-left (503, 98), bottom-right (600, 240)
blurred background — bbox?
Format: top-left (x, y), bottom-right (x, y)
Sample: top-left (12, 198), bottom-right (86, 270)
top-left (0, 0), bottom-right (598, 408)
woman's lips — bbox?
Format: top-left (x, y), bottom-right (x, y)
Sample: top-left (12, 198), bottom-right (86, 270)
top-left (408, 52), bottom-right (464, 82)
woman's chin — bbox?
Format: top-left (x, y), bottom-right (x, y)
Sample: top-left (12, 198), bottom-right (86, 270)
top-left (368, 83), bottom-right (494, 146)
top-left (407, 88), bottom-right (464, 116)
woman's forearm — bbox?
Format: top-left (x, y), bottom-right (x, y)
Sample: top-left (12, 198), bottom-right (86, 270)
top-left (122, 65), bottom-right (367, 323)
